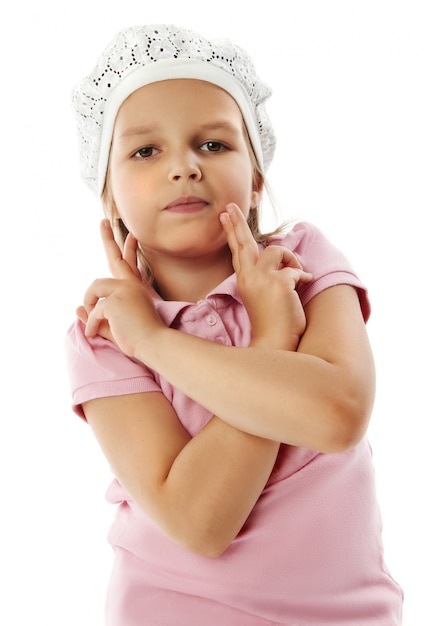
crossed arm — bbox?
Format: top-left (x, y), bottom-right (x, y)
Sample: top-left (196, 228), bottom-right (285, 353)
top-left (79, 205), bottom-right (375, 556)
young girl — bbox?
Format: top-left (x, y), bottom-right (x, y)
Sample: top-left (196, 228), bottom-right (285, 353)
top-left (66, 24), bottom-right (403, 625)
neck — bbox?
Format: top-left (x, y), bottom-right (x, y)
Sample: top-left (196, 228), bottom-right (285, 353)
top-left (145, 247), bottom-right (234, 302)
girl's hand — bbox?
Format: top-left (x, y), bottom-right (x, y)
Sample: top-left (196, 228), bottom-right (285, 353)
top-left (220, 204), bottom-right (312, 350)
top-left (77, 220), bottom-right (164, 358)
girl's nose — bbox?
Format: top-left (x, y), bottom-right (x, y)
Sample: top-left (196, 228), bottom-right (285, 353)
top-left (168, 154), bottom-right (202, 182)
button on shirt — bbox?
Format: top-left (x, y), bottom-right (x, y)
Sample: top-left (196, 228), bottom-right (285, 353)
top-left (65, 222), bottom-right (403, 625)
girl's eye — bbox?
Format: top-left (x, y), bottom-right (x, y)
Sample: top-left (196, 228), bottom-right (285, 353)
top-left (200, 141), bottom-right (227, 152)
top-left (133, 146), bottom-right (158, 159)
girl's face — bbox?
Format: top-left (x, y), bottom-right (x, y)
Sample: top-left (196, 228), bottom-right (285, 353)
top-left (108, 79), bottom-right (260, 266)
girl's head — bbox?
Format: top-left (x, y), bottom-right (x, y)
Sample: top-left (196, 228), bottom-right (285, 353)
top-left (72, 25), bottom-right (278, 273)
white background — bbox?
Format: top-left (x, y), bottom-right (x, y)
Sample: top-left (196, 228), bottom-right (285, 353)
top-left (1, 1), bottom-right (430, 624)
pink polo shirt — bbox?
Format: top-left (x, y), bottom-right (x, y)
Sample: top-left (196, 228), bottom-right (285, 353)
top-left (66, 222), bottom-right (403, 625)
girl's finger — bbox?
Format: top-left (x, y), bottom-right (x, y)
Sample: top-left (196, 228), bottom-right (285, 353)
top-left (84, 298), bottom-right (107, 337)
top-left (100, 220), bottom-right (136, 279)
top-left (76, 305), bottom-right (89, 324)
top-left (258, 246), bottom-right (303, 271)
top-left (220, 204), bottom-right (259, 271)
top-left (82, 277), bottom-right (116, 314)
top-left (258, 247), bottom-right (313, 288)
top-left (123, 232), bottom-right (141, 278)
top-left (279, 266), bottom-right (314, 288)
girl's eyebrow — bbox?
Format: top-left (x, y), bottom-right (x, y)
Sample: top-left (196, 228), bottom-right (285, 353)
top-left (198, 121), bottom-right (241, 135)
top-left (118, 120), bottom-right (241, 141)
top-left (117, 125), bottom-right (158, 141)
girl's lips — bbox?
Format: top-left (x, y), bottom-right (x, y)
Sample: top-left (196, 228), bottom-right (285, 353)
top-left (164, 196), bottom-right (209, 213)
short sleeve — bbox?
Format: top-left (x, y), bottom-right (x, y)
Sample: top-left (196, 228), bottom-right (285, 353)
top-left (268, 222), bottom-right (371, 321)
top-left (65, 319), bottom-right (160, 419)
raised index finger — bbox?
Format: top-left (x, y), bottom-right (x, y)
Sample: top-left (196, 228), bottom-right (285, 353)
top-left (220, 203), bottom-right (259, 272)
top-left (100, 219), bottom-right (136, 279)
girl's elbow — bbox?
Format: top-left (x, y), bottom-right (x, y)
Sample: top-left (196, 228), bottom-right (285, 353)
top-left (328, 423), bottom-right (366, 453)
top-left (135, 488), bottom-right (236, 558)
top-left (192, 540), bottom-right (230, 559)
top-left (175, 528), bottom-right (233, 558)
top-left (151, 504), bottom-right (235, 557)
top-left (327, 395), bottom-right (373, 453)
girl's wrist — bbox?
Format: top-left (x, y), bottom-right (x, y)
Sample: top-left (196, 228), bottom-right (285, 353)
top-left (132, 325), bottom-right (174, 367)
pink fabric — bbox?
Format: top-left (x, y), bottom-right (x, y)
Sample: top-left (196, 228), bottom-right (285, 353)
top-left (65, 222), bottom-right (403, 625)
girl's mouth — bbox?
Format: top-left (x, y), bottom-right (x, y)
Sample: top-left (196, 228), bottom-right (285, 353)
top-left (164, 196), bottom-right (209, 213)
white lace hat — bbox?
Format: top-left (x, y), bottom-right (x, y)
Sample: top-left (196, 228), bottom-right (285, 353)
top-left (72, 24), bottom-right (276, 196)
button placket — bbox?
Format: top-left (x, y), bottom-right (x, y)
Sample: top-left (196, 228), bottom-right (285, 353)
top-left (192, 299), bottom-right (231, 345)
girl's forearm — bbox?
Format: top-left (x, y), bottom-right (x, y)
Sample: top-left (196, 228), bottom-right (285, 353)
top-left (156, 417), bottom-right (279, 556)
top-left (139, 331), bottom-right (331, 445)
top-left (86, 391), bottom-right (279, 557)
top-left (134, 326), bottom-right (372, 453)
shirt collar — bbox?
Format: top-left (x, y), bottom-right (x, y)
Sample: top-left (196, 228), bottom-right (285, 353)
top-left (151, 272), bottom-right (242, 327)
